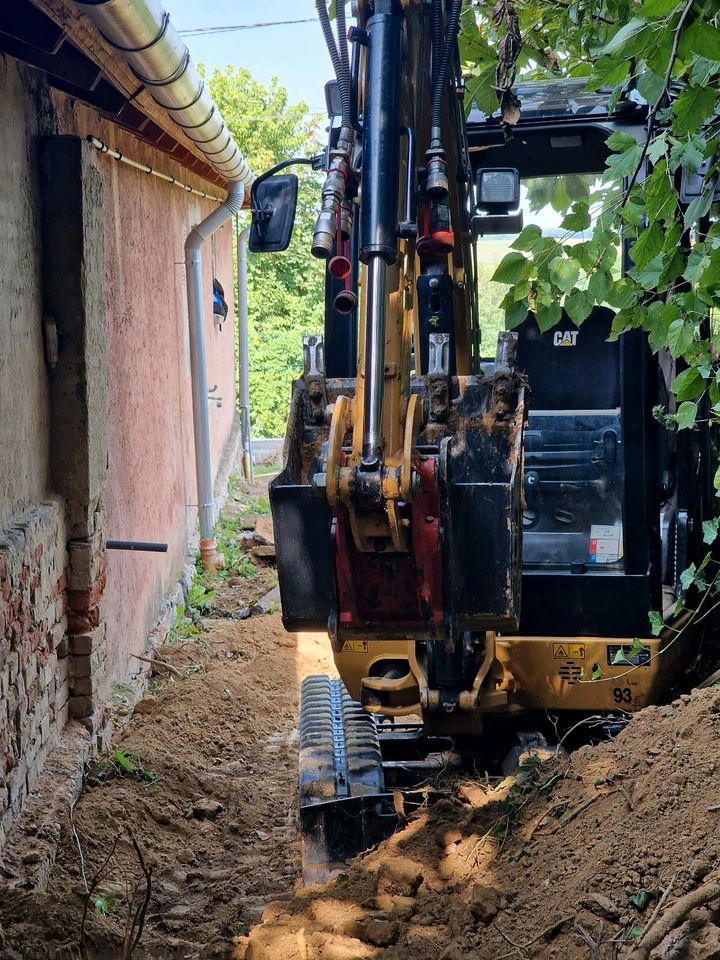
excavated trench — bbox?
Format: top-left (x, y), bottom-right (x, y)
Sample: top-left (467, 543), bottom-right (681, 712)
top-left (0, 480), bottom-right (718, 959)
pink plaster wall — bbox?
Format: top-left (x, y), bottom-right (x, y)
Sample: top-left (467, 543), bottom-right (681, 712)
top-left (58, 101), bottom-right (238, 683)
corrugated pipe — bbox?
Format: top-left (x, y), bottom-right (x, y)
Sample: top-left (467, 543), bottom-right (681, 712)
top-left (74, 0), bottom-right (256, 570)
top-left (74, 0), bottom-right (253, 186)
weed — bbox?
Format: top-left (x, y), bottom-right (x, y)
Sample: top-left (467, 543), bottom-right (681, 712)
top-left (92, 893), bottom-right (116, 916)
top-left (93, 750), bottom-right (157, 785)
top-left (254, 495), bottom-right (271, 515)
top-left (187, 582), bottom-right (216, 616)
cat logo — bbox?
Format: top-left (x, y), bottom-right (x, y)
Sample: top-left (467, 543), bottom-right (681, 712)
top-left (553, 330), bottom-right (578, 347)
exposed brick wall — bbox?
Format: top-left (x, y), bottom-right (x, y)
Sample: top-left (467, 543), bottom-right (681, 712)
top-left (0, 502), bottom-right (67, 848)
top-left (65, 511), bottom-right (108, 722)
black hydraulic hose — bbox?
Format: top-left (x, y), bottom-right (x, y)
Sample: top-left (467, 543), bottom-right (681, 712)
top-left (316, 0), bottom-right (351, 131)
top-left (431, 0), bottom-right (463, 146)
top-left (431, 0), bottom-right (442, 91)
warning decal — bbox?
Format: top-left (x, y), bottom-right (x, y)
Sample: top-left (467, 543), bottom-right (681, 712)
top-left (553, 643), bottom-right (586, 660)
top-left (341, 640), bottom-right (368, 653)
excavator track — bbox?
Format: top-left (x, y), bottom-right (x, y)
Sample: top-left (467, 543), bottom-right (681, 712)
top-left (299, 676), bottom-right (396, 884)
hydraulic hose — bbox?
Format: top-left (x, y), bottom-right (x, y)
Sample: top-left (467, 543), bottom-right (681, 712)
top-left (316, 0), bottom-right (351, 132)
top-left (336, 0), bottom-right (350, 108)
top-left (430, 0), bottom-right (462, 147)
top-left (431, 0), bottom-right (442, 92)
top-left (312, 1), bottom-right (355, 258)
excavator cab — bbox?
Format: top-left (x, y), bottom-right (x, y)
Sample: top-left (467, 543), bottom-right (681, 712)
top-left (253, 2), bottom-right (714, 880)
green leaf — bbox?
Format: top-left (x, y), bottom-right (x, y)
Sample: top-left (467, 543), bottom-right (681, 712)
top-left (629, 890), bottom-right (651, 911)
top-left (492, 251), bottom-right (533, 285)
top-left (644, 163), bottom-right (676, 222)
top-left (598, 18), bottom-right (650, 58)
top-left (588, 269), bottom-right (613, 303)
top-left (561, 201), bottom-right (591, 232)
top-left (587, 57), bottom-right (630, 90)
top-left (649, 611), bottom-right (664, 636)
top-left (691, 55), bottom-right (720, 87)
top-left (606, 278), bottom-right (638, 309)
top-left (684, 187), bottom-right (715, 228)
top-left (627, 925), bottom-right (644, 942)
top-left (505, 298), bottom-right (530, 329)
top-left (636, 70), bottom-right (666, 105)
top-left (564, 289), bottom-right (594, 324)
top-left (672, 85), bottom-right (718, 137)
top-left (647, 132), bottom-right (669, 165)
top-left (631, 223), bottom-right (664, 268)
top-left (646, 301), bottom-right (681, 352)
top-left (675, 400), bottom-right (699, 429)
top-left (535, 302), bottom-right (562, 332)
top-left (667, 319), bottom-right (695, 358)
top-left (669, 136), bottom-right (706, 175)
top-left (604, 143), bottom-right (643, 180)
top-left (684, 244), bottom-right (709, 283)
top-left (549, 257), bottom-right (580, 294)
top-left (684, 21), bottom-right (720, 61)
top-left (511, 224), bottom-right (543, 252)
top-left (672, 367), bottom-right (704, 401)
top-left (606, 131), bottom-right (638, 152)
top-left (702, 518), bottom-right (720, 545)
top-left (629, 252), bottom-right (664, 290)
top-left (638, 0), bottom-right (680, 13)
top-left (680, 562), bottom-right (697, 591)
top-left (591, 664), bottom-right (603, 681)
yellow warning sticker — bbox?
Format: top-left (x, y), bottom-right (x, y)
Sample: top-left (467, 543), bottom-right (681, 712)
top-left (553, 643), bottom-right (586, 660)
top-left (341, 640), bottom-right (369, 653)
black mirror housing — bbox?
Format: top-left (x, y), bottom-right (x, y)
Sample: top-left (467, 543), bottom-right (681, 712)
top-left (249, 174), bottom-right (299, 253)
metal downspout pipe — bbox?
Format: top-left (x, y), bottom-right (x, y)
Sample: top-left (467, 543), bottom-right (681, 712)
top-left (185, 182), bottom-right (245, 568)
top-left (73, 0), bottom-right (256, 569)
top-left (237, 227), bottom-right (253, 483)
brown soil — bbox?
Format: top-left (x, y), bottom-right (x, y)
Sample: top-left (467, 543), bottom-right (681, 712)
top-left (243, 687), bottom-right (720, 960)
top-left (0, 479), bottom-right (336, 960)
top-left (2, 484), bottom-right (720, 959)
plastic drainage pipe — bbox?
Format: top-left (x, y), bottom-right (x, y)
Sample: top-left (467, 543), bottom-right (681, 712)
top-left (237, 226), bottom-right (253, 483)
top-left (185, 180), bottom-right (245, 569)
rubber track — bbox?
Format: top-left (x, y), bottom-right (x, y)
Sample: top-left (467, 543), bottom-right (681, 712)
top-left (299, 675), bottom-right (383, 805)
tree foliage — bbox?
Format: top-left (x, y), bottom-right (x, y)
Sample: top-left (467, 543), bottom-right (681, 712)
top-left (206, 66), bottom-right (325, 437)
top-left (461, 0), bottom-right (720, 636)
top-left (462, 0), bottom-right (720, 442)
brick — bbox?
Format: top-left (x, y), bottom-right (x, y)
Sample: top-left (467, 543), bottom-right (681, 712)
top-left (68, 655), bottom-right (92, 679)
top-left (68, 696), bottom-right (93, 719)
top-left (69, 675), bottom-right (100, 698)
top-left (67, 542), bottom-right (92, 591)
top-left (49, 622), bottom-right (66, 654)
top-left (7, 651), bottom-right (19, 683)
top-left (69, 634), bottom-right (95, 657)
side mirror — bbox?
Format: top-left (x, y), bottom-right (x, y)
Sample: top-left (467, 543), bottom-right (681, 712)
top-left (249, 174), bottom-right (299, 253)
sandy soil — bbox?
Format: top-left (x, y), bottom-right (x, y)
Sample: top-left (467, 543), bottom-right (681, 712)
top-left (243, 687), bottom-right (720, 960)
top-left (2, 484), bottom-right (720, 959)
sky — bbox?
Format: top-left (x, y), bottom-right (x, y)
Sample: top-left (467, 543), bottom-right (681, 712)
top-left (163, 0), bottom-right (334, 115)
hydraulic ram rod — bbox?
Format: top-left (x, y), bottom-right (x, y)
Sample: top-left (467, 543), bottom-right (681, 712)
top-left (358, 0), bottom-right (403, 470)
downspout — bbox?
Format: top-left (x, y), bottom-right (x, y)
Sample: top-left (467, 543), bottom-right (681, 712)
top-left (185, 181), bottom-right (245, 569)
top-left (237, 226), bottom-right (253, 483)
top-left (74, 0), bottom-right (256, 570)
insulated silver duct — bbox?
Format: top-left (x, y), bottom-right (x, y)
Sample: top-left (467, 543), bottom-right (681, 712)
top-left (74, 0), bottom-right (254, 186)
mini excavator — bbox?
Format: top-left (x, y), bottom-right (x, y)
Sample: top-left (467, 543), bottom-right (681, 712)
top-left (248, 0), bottom-right (716, 880)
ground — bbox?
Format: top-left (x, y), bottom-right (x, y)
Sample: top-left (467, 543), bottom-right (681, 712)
top-left (1, 479), bottom-right (720, 960)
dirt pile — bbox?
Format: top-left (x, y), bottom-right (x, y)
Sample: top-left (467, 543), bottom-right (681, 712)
top-left (243, 687), bottom-right (720, 960)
